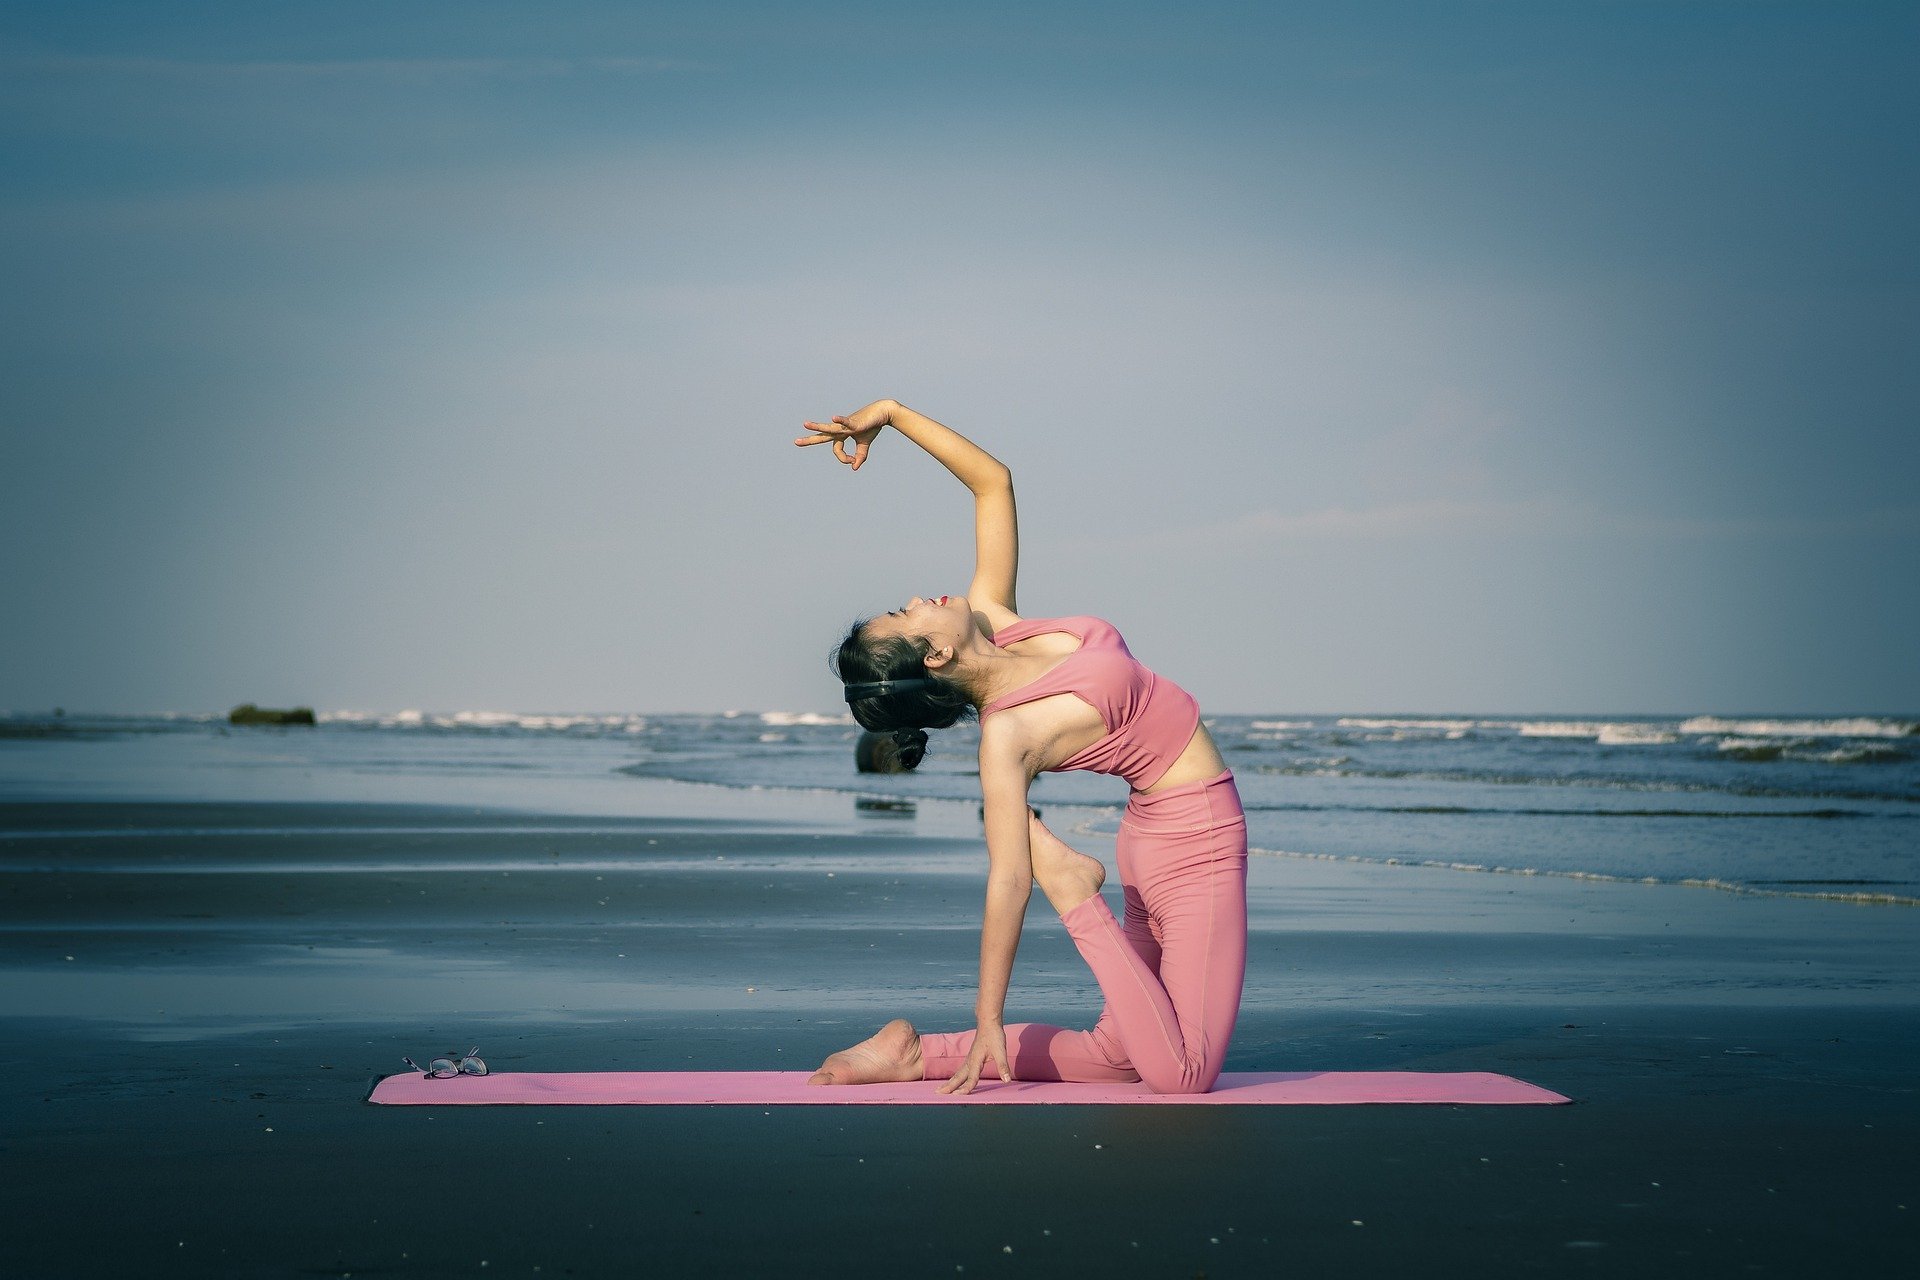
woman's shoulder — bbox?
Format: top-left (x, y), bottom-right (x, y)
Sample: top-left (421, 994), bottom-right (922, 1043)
top-left (1004, 615), bottom-right (1122, 647)
top-left (994, 616), bottom-right (1089, 645)
top-left (974, 604), bottom-right (1104, 637)
top-left (984, 610), bottom-right (1117, 642)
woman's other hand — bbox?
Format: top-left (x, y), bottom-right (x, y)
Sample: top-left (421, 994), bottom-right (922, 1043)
top-left (936, 1020), bottom-right (1014, 1095)
top-left (794, 399), bottom-right (895, 471)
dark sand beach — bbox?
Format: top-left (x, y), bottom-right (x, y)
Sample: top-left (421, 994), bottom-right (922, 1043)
top-left (2, 779), bottom-right (1915, 1278)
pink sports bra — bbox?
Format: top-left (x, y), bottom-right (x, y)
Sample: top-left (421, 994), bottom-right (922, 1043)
top-left (980, 615), bottom-right (1202, 791)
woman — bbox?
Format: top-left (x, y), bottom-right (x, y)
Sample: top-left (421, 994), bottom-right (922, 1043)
top-left (793, 400), bottom-right (1247, 1095)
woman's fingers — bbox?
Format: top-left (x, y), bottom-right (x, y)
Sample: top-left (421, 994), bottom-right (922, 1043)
top-left (794, 420), bottom-right (847, 444)
top-left (936, 1040), bottom-right (992, 1095)
top-left (795, 420), bottom-right (874, 470)
top-left (989, 1030), bottom-right (1014, 1084)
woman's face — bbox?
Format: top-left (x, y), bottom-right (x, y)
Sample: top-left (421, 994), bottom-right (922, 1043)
top-left (864, 594), bottom-right (974, 656)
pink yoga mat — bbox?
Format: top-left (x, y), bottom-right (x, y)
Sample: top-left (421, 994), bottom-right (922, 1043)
top-left (368, 1070), bottom-right (1570, 1106)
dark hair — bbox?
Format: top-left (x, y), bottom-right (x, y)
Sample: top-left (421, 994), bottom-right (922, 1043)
top-left (855, 729), bottom-right (924, 773)
top-left (832, 618), bottom-right (975, 762)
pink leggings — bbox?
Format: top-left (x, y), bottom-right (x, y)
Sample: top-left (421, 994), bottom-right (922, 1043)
top-left (920, 769), bottom-right (1248, 1094)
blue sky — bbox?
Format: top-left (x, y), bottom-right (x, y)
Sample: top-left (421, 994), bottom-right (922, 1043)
top-left (2, 1), bottom-right (1914, 715)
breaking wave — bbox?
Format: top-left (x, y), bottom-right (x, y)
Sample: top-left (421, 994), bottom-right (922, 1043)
top-left (319, 709), bottom-right (649, 733)
top-left (1681, 716), bottom-right (1916, 739)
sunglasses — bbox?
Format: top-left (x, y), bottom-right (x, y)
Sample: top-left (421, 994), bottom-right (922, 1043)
top-left (402, 1047), bottom-right (489, 1079)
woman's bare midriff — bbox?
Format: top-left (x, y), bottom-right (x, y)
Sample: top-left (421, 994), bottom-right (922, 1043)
top-left (1138, 720), bottom-right (1229, 794)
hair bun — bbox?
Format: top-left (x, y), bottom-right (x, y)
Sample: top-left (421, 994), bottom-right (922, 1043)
top-left (889, 727), bottom-right (928, 769)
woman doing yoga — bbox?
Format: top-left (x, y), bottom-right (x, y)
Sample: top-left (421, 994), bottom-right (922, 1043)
top-left (793, 400), bottom-right (1248, 1095)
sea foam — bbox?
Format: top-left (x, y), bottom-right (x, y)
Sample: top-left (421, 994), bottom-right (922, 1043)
top-left (1516, 721), bottom-right (1680, 745)
top-left (318, 709), bottom-right (647, 733)
top-left (1682, 716), bottom-right (1916, 739)
top-left (1715, 736), bottom-right (1903, 764)
top-left (1597, 724), bottom-right (1680, 745)
top-left (1517, 721), bottom-right (1612, 738)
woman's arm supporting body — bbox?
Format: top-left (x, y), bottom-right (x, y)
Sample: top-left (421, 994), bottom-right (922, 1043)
top-left (936, 718), bottom-right (1043, 1093)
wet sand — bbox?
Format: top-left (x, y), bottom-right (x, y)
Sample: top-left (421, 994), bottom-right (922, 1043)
top-left (2, 795), bottom-right (1915, 1277)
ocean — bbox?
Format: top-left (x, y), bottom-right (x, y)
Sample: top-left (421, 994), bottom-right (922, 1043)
top-left (5, 709), bottom-right (1914, 904)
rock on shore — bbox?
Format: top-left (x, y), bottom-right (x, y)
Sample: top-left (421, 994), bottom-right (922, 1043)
top-left (227, 703), bottom-right (316, 726)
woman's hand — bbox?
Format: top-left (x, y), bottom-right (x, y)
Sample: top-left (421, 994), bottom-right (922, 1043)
top-left (936, 1020), bottom-right (1015, 1095)
top-left (793, 400), bottom-right (895, 472)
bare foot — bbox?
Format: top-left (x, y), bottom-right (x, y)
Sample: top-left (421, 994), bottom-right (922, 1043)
top-left (1028, 814), bottom-right (1106, 915)
top-left (806, 1018), bottom-right (925, 1086)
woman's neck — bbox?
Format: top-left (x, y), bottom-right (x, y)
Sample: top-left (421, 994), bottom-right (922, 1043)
top-left (962, 643), bottom-right (1056, 710)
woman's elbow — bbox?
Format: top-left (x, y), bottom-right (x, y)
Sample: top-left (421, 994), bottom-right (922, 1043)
top-left (971, 463), bottom-right (1013, 495)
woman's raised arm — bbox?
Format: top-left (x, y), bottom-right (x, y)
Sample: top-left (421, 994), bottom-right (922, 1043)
top-left (795, 400), bottom-right (1018, 611)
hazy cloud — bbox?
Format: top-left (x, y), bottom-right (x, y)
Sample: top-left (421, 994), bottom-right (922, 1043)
top-left (1, 1), bottom-right (1913, 714)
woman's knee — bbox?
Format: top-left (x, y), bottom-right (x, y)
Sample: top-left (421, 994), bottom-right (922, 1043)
top-left (1139, 1061), bottom-right (1224, 1095)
